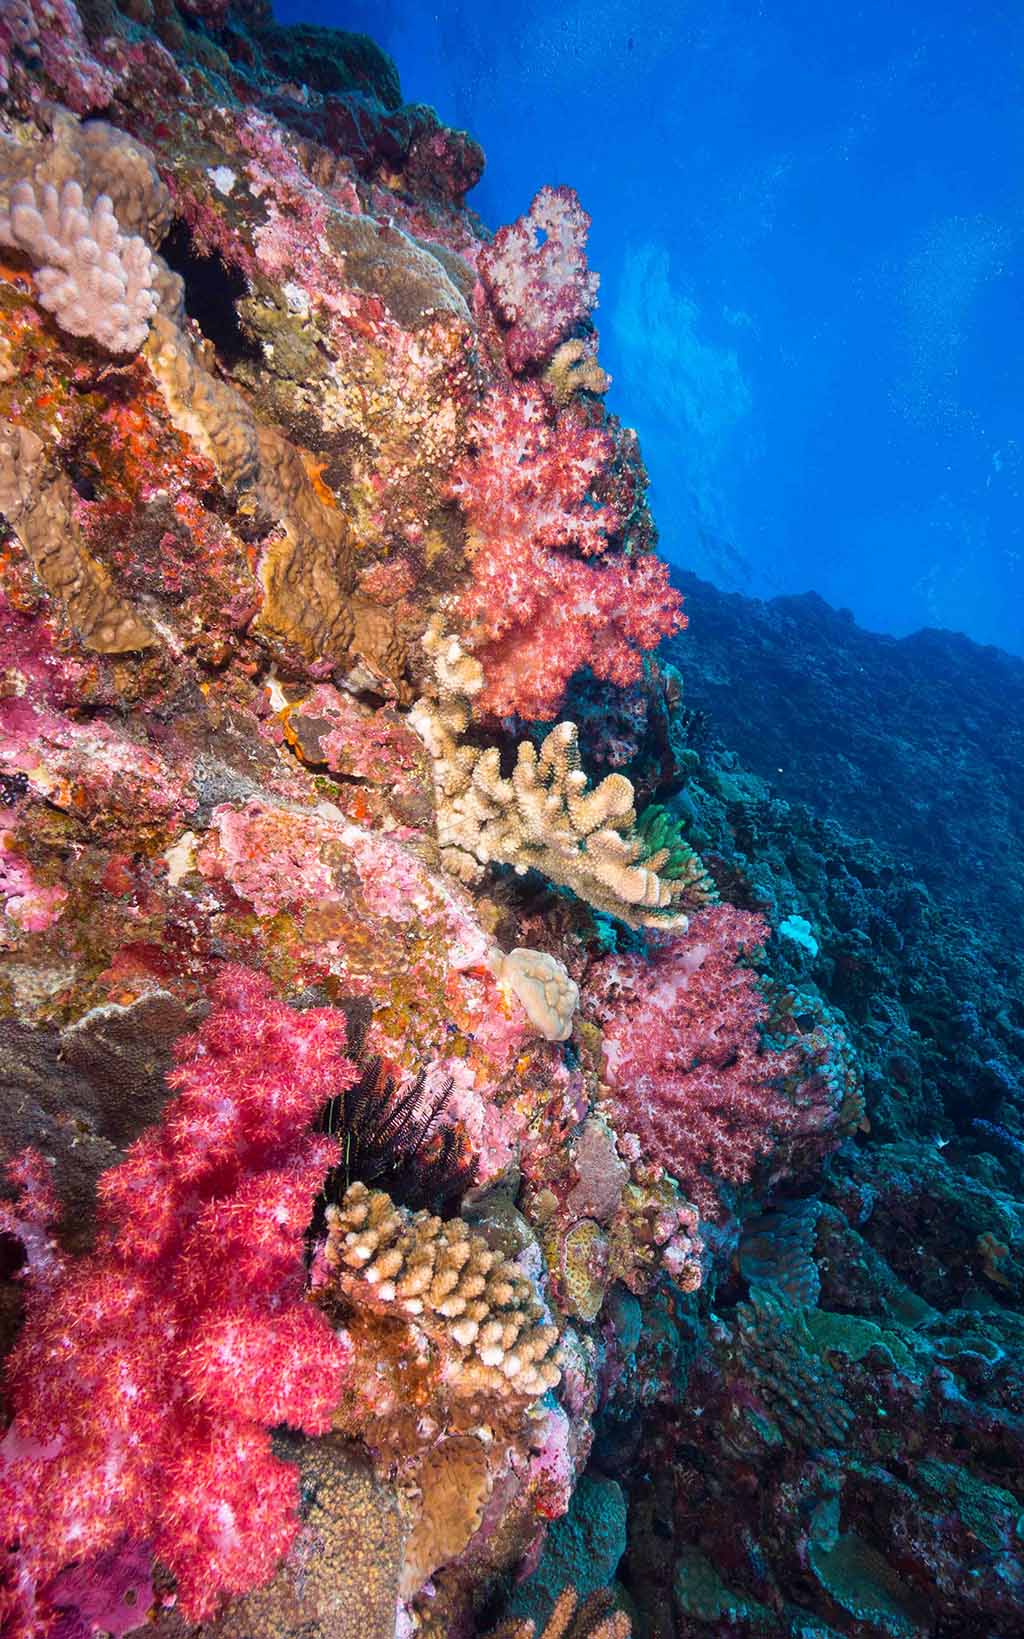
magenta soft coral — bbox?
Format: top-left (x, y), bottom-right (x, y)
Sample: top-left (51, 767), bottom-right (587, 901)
top-left (0, 967), bottom-right (355, 1634)
top-left (450, 383), bottom-right (685, 719)
top-left (479, 185), bottom-right (599, 371)
top-left (589, 907), bottom-right (805, 1219)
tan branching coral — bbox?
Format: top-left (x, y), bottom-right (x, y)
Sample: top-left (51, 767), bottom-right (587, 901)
top-left (411, 619), bottom-right (709, 927)
top-left (323, 1180), bottom-right (561, 1401)
top-left (0, 114), bottom-right (172, 241)
top-left (0, 178), bottom-right (158, 353)
top-left (544, 338), bottom-right (611, 407)
top-left (483, 1586), bottom-right (631, 1639)
top-left (0, 424), bottom-right (156, 652)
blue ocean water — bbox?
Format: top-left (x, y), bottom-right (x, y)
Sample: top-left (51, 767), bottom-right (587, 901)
top-left (286, 0), bottom-right (1022, 656)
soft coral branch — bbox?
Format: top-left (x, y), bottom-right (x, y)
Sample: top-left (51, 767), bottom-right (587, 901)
top-left (0, 967), bottom-right (355, 1632)
top-left (588, 907), bottom-right (806, 1219)
top-left (450, 384), bottom-right (685, 720)
top-left (479, 185), bottom-right (599, 371)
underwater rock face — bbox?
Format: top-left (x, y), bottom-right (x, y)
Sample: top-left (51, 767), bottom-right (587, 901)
top-left (0, 4), bottom-right (1022, 1639)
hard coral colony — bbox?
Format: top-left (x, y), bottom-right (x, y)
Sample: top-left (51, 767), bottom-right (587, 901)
top-left (0, 7), bottom-right (1017, 1639)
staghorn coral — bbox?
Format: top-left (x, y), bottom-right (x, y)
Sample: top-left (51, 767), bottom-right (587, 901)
top-left (449, 384), bottom-right (685, 721)
top-left (0, 423), bottom-right (156, 652)
top-left (0, 967), bottom-right (356, 1629)
top-left (411, 620), bottom-right (711, 927)
top-left (479, 186), bottom-right (600, 372)
top-left (320, 1179), bottom-right (561, 1402)
top-left (0, 178), bottom-right (158, 353)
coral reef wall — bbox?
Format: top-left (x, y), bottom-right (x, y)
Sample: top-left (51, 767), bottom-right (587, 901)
top-left (0, 5), bottom-right (1022, 1639)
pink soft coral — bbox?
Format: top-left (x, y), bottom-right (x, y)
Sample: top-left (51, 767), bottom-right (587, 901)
top-left (0, 967), bottom-right (355, 1633)
top-left (450, 383), bottom-right (685, 720)
top-left (479, 185), bottom-right (599, 370)
top-left (588, 907), bottom-right (805, 1219)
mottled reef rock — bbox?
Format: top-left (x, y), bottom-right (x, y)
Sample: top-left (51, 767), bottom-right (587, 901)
top-left (0, 4), bottom-right (1022, 1639)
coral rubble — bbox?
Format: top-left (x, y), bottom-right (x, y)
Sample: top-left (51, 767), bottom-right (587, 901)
top-left (0, 5), bottom-right (1022, 1639)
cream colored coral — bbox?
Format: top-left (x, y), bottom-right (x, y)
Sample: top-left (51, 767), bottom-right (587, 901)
top-left (544, 338), bottom-right (611, 407)
top-left (493, 947), bottom-right (578, 1042)
top-left (410, 618), bottom-right (695, 928)
top-left (0, 178), bottom-right (158, 353)
top-left (324, 1181), bottom-right (561, 1402)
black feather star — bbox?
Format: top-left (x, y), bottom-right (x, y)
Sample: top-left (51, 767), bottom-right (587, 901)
top-left (317, 1056), bottom-right (477, 1215)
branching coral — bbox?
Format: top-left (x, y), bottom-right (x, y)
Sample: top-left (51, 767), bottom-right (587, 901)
top-left (0, 178), bottom-right (158, 353)
top-left (0, 967), bottom-right (356, 1629)
top-left (448, 384), bottom-right (685, 720)
top-left (589, 906), bottom-right (811, 1216)
top-left (412, 621), bottom-right (713, 927)
top-left (483, 1585), bottom-right (630, 1639)
top-left (320, 1179), bottom-right (561, 1401)
top-left (479, 186), bottom-right (600, 371)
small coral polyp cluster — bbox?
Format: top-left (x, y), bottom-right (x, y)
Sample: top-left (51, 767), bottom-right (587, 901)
top-left (0, 6), bottom-right (1017, 1639)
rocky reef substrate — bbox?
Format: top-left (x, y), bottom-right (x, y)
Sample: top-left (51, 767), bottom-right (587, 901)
top-left (0, 4), bottom-right (1021, 1638)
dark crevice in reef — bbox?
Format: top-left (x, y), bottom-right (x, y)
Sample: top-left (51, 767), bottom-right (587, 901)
top-left (159, 220), bottom-right (262, 366)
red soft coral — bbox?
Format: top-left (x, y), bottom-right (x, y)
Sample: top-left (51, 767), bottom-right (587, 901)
top-left (450, 384), bottom-right (685, 719)
top-left (0, 967), bottom-right (355, 1633)
top-left (588, 907), bottom-right (805, 1219)
top-left (479, 185), bottom-right (599, 370)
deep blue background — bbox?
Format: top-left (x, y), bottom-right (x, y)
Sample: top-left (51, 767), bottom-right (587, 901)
top-left (280, 1), bottom-right (1023, 656)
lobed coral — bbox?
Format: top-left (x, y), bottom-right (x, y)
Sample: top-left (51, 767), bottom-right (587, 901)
top-left (412, 619), bottom-right (712, 927)
top-left (320, 1179), bottom-right (561, 1403)
top-left (0, 179), bottom-right (158, 352)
